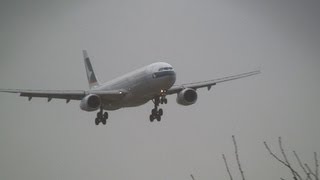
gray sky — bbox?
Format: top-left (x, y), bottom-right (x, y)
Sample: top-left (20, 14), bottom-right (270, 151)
top-left (0, 0), bottom-right (320, 180)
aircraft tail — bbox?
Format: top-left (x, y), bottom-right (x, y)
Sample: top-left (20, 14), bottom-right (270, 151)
top-left (83, 50), bottom-right (100, 89)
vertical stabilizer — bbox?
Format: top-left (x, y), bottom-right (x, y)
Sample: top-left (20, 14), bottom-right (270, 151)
top-left (83, 50), bottom-right (100, 89)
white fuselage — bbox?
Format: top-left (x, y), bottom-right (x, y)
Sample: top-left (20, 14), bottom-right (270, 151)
top-left (93, 62), bottom-right (176, 110)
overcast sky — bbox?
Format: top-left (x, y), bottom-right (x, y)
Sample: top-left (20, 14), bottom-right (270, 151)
top-left (0, 0), bottom-right (320, 180)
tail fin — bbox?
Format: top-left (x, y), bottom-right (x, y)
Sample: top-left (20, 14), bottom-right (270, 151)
top-left (83, 50), bottom-right (100, 89)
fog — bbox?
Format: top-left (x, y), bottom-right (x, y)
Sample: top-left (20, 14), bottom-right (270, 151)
top-left (0, 1), bottom-right (319, 179)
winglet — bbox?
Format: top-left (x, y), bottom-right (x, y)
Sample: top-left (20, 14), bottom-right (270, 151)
top-left (83, 50), bottom-right (100, 89)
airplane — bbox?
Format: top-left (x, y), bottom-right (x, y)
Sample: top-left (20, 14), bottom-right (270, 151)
top-left (0, 50), bottom-right (260, 125)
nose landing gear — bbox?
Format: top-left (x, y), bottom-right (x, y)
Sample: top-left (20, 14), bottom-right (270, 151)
top-left (95, 106), bottom-right (108, 125)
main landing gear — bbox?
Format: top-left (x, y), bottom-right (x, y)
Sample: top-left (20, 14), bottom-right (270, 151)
top-left (149, 96), bottom-right (167, 122)
top-left (95, 106), bottom-right (108, 125)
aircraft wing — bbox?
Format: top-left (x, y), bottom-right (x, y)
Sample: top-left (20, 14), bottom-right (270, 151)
top-left (0, 89), bottom-right (127, 102)
top-left (167, 70), bottom-right (260, 95)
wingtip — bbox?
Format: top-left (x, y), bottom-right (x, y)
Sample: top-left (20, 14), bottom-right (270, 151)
top-left (255, 67), bottom-right (262, 73)
top-left (250, 69), bottom-right (261, 75)
top-left (82, 50), bottom-right (88, 59)
top-left (255, 69), bottom-right (261, 73)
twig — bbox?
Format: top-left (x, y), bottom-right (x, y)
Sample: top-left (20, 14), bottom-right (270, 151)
top-left (279, 137), bottom-right (291, 166)
top-left (233, 135), bottom-right (245, 180)
top-left (293, 151), bottom-right (311, 180)
top-left (264, 140), bottom-right (302, 180)
top-left (306, 164), bottom-right (318, 179)
top-left (315, 152), bottom-right (319, 180)
top-left (278, 137), bottom-right (301, 180)
top-left (190, 174), bottom-right (195, 180)
top-left (264, 141), bottom-right (287, 165)
top-left (222, 154), bottom-right (233, 180)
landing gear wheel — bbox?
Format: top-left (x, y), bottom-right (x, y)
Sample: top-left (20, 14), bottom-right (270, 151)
top-left (97, 111), bottom-right (102, 119)
top-left (151, 108), bottom-right (157, 115)
top-left (95, 107), bottom-right (108, 125)
top-left (95, 118), bottom-right (99, 125)
top-left (149, 115), bottom-right (155, 122)
top-left (160, 97), bottom-right (167, 104)
top-left (158, 108), bottom-right (163, 116)
top-left (101, 118), bottom-right (107, 125)
top-left (156, 115), bottom-right (161, 122)
top-left (103, 112), bottom-right (108, 119)
top-left (163, 98), bottom-right (167, 104)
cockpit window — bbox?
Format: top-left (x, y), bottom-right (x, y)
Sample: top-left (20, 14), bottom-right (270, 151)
top-left (158, 67), bottom-right (173, 71)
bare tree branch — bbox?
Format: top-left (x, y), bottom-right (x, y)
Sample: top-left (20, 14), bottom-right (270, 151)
top-left (306, 164), bottom-right (318, 179)
top-left (278, 137), bottom-right (301, 180)
top-left (264, 139), bottom-right (302, 180)
top-left (293, 151), bottom-right (311, 180)
top-left (222, 154), bottom-right (233, 180)
top-left (190, 174), bottom-right (195, 180)
top-left (279, 137), bottom-right (291, 166)
top-left (232, 135), bottom-right (246, 180)
top-left (315, 152), bottom-right (319, 180)
top-left (264, 141), bottom-right (289, 166)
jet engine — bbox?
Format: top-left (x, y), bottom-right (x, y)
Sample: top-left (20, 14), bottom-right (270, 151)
top-left (176, 88), bottom-right (198, 106)
top-left (80, 94), bottom-right (101, 111)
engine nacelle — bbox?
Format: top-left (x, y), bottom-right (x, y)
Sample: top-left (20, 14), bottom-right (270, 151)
top-left (80, 94), bottom-right (101, 111)
top-left (176, 88), bottom-right (198, 106)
